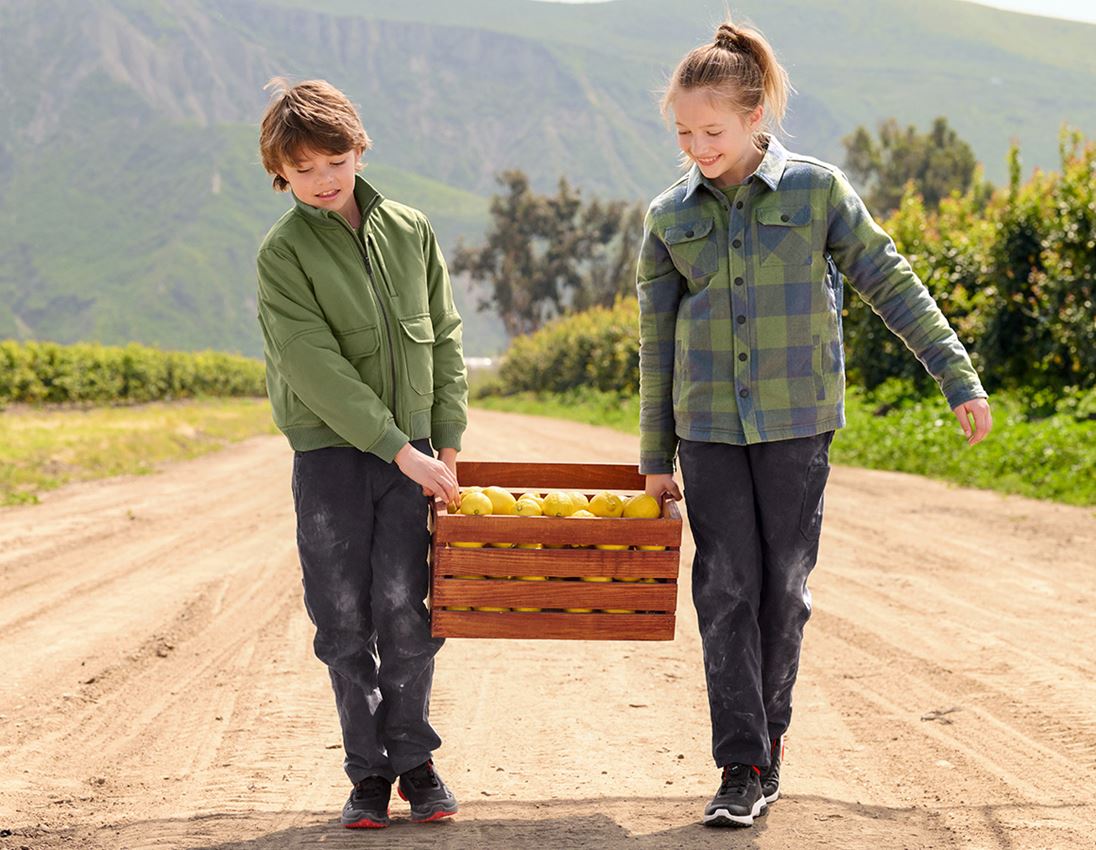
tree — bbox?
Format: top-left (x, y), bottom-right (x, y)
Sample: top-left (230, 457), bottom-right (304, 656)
top-left (842, 116), bottom-right (987, 215)
top-left (450, 170), bottom-right (643, 337)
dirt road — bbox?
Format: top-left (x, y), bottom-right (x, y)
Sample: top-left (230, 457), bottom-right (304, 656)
top-left (1, 408), bottom-right (1093, 849)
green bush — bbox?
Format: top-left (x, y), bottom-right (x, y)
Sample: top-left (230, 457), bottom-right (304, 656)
top-left (495, 298), bottom-right (640, 396)
top-left (0, 340), bottom-right (265, 406)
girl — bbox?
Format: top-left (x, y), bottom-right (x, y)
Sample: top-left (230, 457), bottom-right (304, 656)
top-left (637, 21), bottom-right (992, 828)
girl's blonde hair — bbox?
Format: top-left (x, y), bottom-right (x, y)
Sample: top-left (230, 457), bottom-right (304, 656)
top-left (660, 19), bottom-right (791, 136)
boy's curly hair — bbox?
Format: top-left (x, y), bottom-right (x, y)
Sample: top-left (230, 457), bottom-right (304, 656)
top-left (259, 77), bottom-right (372, 192)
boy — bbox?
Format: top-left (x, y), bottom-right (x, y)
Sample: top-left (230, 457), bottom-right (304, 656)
top-left (256, 78), bottom-right (467, 828)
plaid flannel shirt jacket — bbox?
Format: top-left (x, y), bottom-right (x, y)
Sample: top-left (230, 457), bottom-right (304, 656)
top-left (637, 135), bottom-right (986, 475)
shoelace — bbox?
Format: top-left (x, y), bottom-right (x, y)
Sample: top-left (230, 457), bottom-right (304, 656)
top-left (404, 762), bottom-right (441, 790)
top-left (718, 763), bottom-right (754, 796)
top-left (353, 776), bottom-right (390, 799)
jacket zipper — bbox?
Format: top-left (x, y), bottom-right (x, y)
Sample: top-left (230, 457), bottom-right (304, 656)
top-left (338, 219), bottom-right (399, 416)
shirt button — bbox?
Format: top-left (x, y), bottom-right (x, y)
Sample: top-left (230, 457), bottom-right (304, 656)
top-left (734, 276), bottom-right (744, 286)
top-left (739, 388), bottom-right (750, 398)
top-left (781, 214), bottom-right (790, 222)
top-left (685, 230), bottom-right (694, 238)
top-left (738, 352), bottom-right (747, 361)
top-left (736, 201), bottom-right (743, 209)
top-left (736, 315), bottom-right (746, 325)
top-left (732, 238), bottom-right (742, 249)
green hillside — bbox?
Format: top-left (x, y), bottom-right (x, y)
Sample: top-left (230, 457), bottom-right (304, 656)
top-left (0, 0), bottom-right (1092, 358)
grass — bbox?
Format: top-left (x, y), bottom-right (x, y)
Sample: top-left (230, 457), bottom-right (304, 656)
top-left (0, 397), bottom-right (279, 507)
top-left (473, 387), bottom-right (1096, 507)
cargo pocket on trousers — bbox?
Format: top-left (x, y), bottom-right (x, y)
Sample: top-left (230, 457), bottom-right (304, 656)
top-left (799, 434), bottom-right (834, 541)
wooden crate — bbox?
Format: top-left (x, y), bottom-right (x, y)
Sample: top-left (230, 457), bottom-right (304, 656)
top-left (430, 461), bottom-right (682, 640)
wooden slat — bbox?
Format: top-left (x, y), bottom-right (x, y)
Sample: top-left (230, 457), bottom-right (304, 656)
top-left (434, 546), bottom-right (680, 579)
top-left (434, 514), bottom-right (681, 547)
top-left (430, 610), bottom-right (676, 641)
top-left (432, 578), bottom-right (678, 610)
top-left (456, 461), bottom-right (646, 491)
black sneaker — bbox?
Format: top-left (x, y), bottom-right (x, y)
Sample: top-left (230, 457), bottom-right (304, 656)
top-left (702, 762), bottom-right (767, 827)
top-left (341, 775), bottom-right (391, 829)
top-left (397, 759), bottom-right (459, 823)
top-left (760, 735), bottom-right (784, 803)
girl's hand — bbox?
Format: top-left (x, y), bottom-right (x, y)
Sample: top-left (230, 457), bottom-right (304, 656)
top-left (952, 397), bottom-right (993, 446)
top-left (394, 443), bottom-right (459, 504)
top-left (646, 473), bottom-right (682, 502)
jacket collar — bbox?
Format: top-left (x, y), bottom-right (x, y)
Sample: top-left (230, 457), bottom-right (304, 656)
top-left (291, 173), bottom-right (384, 227)
top-left (683, 133), bottom-right (789, 200)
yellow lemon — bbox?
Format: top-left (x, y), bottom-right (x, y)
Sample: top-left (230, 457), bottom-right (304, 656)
top-left (453, 574), bottom-right (486, 579)
top-left (460, 492), bottom-right (493, 516)
top-left (588, 491), bottom-right (624, 518)
top-left (569, 491), bottom-right (589, 509)
top-left (519, 492), bottom-right (544, 505)
top-left (602, 609), bottom-right (635, 614)
top-left (460, 486), bottom-right (484, 499)
top-left (622, 494), bottom-right (661, 519)
top-left (483, 486), bottom-right (518, 515)
top-left (446, 606), bottom-right (472, 611)
top-left (514, 498), bottom-right (543, 517)
top-left (595, 543), bottom-right (628, 550)
top-left (570, 509), bottom-right (596, 518)
top-left (474, 606), bottom-right (510, 612)
top-left (541, 491), bottom-right (575, 517)
top-left (516, 543), bottom-right (543, 549)
top-left (636, 545), bottom-right (666, 551)
top-left (580, 576), bottom-right (612, 582)
top-left (451, 541), bottom-right (485, 548)
top-left (564, 608), bottom-right (594, 613)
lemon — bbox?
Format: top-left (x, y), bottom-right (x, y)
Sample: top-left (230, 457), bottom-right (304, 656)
top-left (460, 486), bottom-right (484, 499)
top-left (570, 509), bottom-right (596, 518)
top-left (451, 541), bottom-right (485, 548)
top-left (460, 492), bottom-right (493, 516)
top-left (519, 492), bottom-right (544, 505)
top-left (483, 486), bottom-right (518, 515)
top-left (588, 491), bottom-right (624, 518)
top-left (564, 608), bottom-right (594, 613)
top-left (595, 544), bottom-right (628, 550)
top-left (453, 574), bottom-right (486, 579)
top-left (622, 494), bottom-right (661, 519)
top-left (602, 609), bottom-right (635, 614)
top-left (474, 606), bottom-right (510, 612)
top-left (569, 491), bottom-right (589, 509)
top-left (541, 491), bottom-right (575, 517)
top-left (446, 606), bottom-right (472, 611)
top-left (514, 499), bottom-right (543, 517)
top-left (636, 545), bottom-right (666, 551)
top-left (580, 576), bottom-right (612, 582)
top-left (516, 543), bottom-right (543, 549)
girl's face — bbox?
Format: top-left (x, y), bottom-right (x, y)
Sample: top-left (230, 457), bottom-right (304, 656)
top-left (673, 88), bottom-right (763, 188)
top-left (277, 146), bottom-right (362, 221)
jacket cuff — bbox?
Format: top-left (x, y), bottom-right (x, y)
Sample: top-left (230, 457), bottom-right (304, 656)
top-left (368, 421), bottom-right (410, 463)
top-left (943, 382), bottom-right (988, 410)
top-left (639, 456), bottom-right (676, 476)
top-left (431, 421), bottom-right (465, 452)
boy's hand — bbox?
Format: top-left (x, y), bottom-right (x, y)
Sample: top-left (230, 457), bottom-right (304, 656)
top-left (394, 443), bottom-right (459, 504)
top-left (952, 397), bottom-right (993, 446)
top-left (645, 473), bottom-right (682, 502)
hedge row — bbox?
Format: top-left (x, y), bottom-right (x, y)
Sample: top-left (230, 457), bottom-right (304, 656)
top-left (0, 340), bottom-right (266, 406)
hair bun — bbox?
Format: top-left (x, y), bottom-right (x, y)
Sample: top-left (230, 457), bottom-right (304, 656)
top-left (715, 23), bottom-right (741, 49)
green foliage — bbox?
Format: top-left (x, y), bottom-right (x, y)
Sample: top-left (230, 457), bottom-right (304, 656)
top-left (492, 298), bottom-right (640, 396)
top-left (0, 340), bottom-right (265, 407)
top-left (844, 127), bottom-right (1095, 398)
top-left (842, 116), bottom-right (989, 215)
top-left (450, 171), bottom-right (644, 337)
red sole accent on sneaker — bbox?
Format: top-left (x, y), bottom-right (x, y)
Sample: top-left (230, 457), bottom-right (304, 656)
top-left (398, 787), bottom-right (407, 801)
top-left (414, 809), bottom-right (457, 824)
top-left (344, 818), bottom-right (388, 829)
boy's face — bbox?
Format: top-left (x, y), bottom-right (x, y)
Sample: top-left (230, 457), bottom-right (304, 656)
top-left (277, 147), bottom-right (362, 220)
top-left (673, 88), bottom-right (763, 188)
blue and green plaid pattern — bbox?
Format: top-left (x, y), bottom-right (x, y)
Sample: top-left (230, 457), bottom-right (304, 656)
top-left (637, 135), bottom-right (986, 475)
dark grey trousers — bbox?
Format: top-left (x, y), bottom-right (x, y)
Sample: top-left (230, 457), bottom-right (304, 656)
top-left (677, 432), bottom-right (834, 769)
top-left (291, 439), bottom-right (444, 784)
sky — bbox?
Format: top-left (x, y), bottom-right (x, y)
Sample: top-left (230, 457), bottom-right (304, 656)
top-left (537, 0), bottom-right (1096, 25)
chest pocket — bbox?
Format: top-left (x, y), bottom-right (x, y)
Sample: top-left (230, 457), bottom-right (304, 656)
top-left (756, 204), bottom-right (813, 268)
top-left (663, 217), bottom-right (719, 290)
